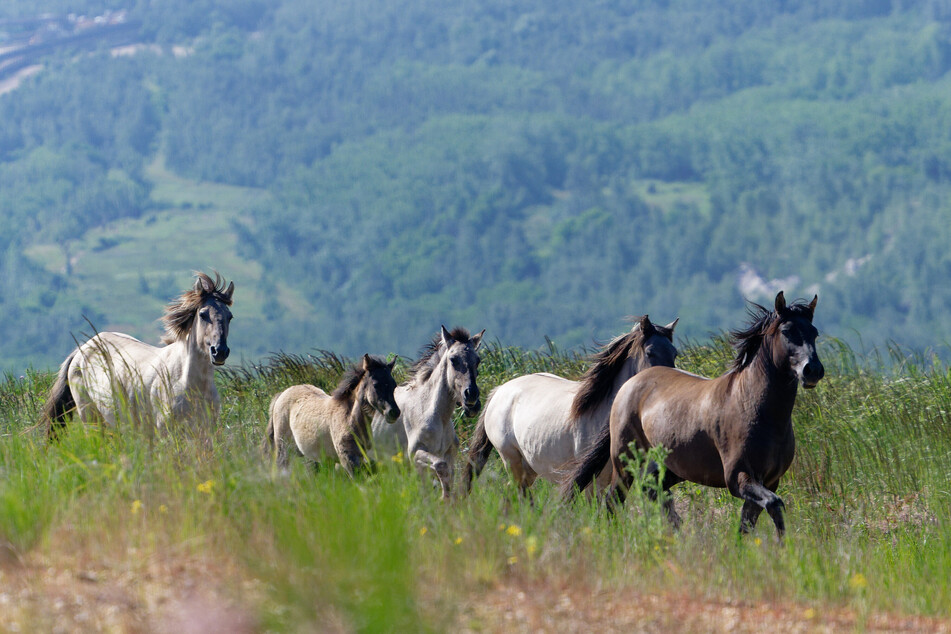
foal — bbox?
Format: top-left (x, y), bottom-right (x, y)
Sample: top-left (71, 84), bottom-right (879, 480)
top-left (372, 326), bottom-right (484, 498)
top-left (265, 355), bottom-right (400, 475)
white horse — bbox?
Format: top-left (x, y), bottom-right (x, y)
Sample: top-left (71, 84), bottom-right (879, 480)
top-left (41, 272), bottom-right (234, 437)
top-left (372, 326), bottom-right (484, 498)
top-left (263, 354), bottom-right (400, 475)
top-left (463, 315), bottom-right (677, 496)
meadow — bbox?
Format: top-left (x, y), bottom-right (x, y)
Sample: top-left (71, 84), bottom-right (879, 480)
top-left (0, 336), bottom-right (949, 632)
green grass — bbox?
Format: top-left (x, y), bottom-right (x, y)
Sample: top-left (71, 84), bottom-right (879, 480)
top-left (0, 338), bottom-right (949, 629)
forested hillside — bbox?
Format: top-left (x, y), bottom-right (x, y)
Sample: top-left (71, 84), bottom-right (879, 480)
top-left (2, 0), bottom-right (951, 370)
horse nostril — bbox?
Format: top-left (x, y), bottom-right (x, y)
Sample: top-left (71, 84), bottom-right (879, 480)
top-left (464, 387), bottom-right (477, 403)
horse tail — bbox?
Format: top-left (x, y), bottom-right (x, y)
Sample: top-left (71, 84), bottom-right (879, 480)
top-left (560, 420), bottom-right (612, 500)
top-left (262, 395), bottom-right (278, 456)
top-left (41, 349), bottom-right (78, 441)
top-left (462, 408), bottom-right (494, 495)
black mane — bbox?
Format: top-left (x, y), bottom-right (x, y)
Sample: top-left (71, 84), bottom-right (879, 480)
top-left (729, 299), bottom-right (814, 372)
top-left (407, 327), bottom-right (474, 385)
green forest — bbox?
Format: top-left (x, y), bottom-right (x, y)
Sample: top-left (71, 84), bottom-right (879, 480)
top-left (2, 0), bottom-right (951, 371)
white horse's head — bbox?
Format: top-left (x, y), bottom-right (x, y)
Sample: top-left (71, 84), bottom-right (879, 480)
top-left (163, 272), bottom-right (234, 366)
top-left (439, 325), bottom-right (485, 417)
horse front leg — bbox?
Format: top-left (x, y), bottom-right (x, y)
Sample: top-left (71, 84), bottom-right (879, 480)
top-left (730, 472), bottom-right (785, 539)
top-left (645, 464), bottom-right (683, 530)
top-left (413, 448), bottom-right (452, 499)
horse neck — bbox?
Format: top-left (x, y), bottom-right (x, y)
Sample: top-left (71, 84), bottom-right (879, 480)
top-left (587, 355), bottom-right (640, 422)
top-left (172, 319), bottom-right (215, 392)
top-left (344, 381), bottom-right (371, 442)
top-left (733, 342), bottom-right (799, 423)
top-left (412, 357), bottom-right (456, 427)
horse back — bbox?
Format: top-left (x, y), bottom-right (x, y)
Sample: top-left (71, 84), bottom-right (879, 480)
top-left (612, 366), bottom-right (728, 487)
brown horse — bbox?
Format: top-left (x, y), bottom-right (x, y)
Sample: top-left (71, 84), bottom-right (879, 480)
top-left (562, 292), bottom-right (823, 539)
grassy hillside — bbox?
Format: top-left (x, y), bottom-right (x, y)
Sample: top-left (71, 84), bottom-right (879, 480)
top-left (0, 339), bottom-right (948, 629)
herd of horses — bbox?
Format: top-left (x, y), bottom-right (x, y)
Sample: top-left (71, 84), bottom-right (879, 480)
top-left (40, 271), bottom-right (825, 538)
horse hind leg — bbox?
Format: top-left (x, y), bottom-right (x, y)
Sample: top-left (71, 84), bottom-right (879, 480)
top-left (498, 447), bottom-right (537, 500)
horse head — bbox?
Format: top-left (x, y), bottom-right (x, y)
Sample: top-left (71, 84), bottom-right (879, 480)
top-left (634, 314), bottom-right (679, 373)
top-left (361, 354), bottom-right (401, 422)
top-left (194, 274), bottom-right (234, 366)
top-left (440, 325), bottom-right (484, 416)
top-left (770, 291), bottom-right (823, 389)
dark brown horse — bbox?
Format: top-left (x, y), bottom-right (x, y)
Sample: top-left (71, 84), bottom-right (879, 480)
top-left (562, 292), bottom-right (823, 538)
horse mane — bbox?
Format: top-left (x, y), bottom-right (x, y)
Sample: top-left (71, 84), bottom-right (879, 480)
top-left (161, 272), bottom-right (233, 344)
top-left (729, 299), bottom-right (814, 372)
top-left (408, 327), bottom-right (473, 386)
top-left (570, 318), bottom-right (675, 419)
top-left (331, 355), bottom-right (388, 400)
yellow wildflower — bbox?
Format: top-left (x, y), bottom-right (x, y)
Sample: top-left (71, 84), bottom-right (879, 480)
top-left (130, 500), bottom-right (142, 515)
top-left (391, 451), bottom-right (404, 464)
top-left (419, 527), bottom-right (428, 536)
top-left (197, 479), bottom-right (215, 494)
top-left (525, 535), bottom-right (538, 558)
top-left (754, 537), bottom-right (762, 546)
top-left (454, 536), bottom-right (463, 545)
top-left (159, 504), bottom-right (168, 514)
top-left (506, 525), bottom-right (522, 537)
top-left (804, 608), bottom-right (817, 619)
top-left (507, 556), bottom-right (518, 565)
top-left (849, 573), bottom-right (868, 590)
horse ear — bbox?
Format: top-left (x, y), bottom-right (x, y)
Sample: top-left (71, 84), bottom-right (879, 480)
top-left (471, 329), bottom-right (485, 350)
top-left (224, 281), bottom-right (235, 300)
top-left (807, 294), bottom-right (818, 317)
top-left (440, 325), bottom-right (453, 347)
top-left (362, 353), bottom-right (372, 371)
top-left (774, 291), bottom-right (786, 314)
top-left (665, 317), bottom-right (679, 333)
top-left (639, 315), bottom-right (655, 337)
top-left (387, 358), bottom-right (397, 370)
top-left (196, 274), bottom-right (215, 295)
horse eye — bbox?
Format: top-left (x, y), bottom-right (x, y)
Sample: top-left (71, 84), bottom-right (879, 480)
top-left (199, 310), bottom-right (211, 322)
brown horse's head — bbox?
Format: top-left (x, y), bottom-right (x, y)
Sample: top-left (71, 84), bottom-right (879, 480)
top-left (732, 291), bottom-right (823, 389)
top-left (772, 291), bottom-right (823, 388)
top-left (361, 354), bottom-right (401, 423)
top-left (633, 314), bottom-right (679, 372)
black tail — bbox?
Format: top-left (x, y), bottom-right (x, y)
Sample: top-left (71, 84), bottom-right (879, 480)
top-left (462, 408), bottom-right (495, 495)
top-left (41, 349), bottom-right (78, 441)
top-left (559, 421), bottom-right (612, 500)
top-left (262, 417), bottom-right (275, 455)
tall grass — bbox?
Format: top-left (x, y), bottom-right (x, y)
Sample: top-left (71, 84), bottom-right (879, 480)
top-left (0, 339), bottom-right (949, 629)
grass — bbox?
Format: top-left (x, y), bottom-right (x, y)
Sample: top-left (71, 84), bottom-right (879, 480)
top-left (0, 337), bottom-right (949, 630)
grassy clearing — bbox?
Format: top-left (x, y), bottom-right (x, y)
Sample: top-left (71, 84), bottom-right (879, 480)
top-left (0, 338), bottom-right (949, 630)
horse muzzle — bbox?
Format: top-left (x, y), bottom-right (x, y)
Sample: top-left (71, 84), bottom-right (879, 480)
top-left (799, 360), bottom-right (824, 389)
top-left (210, 344), bottom-right (230, 366)
top-left (463, 398), bottom-right (482, 417)
top-left (384, 405), bottom-right (401, 423)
